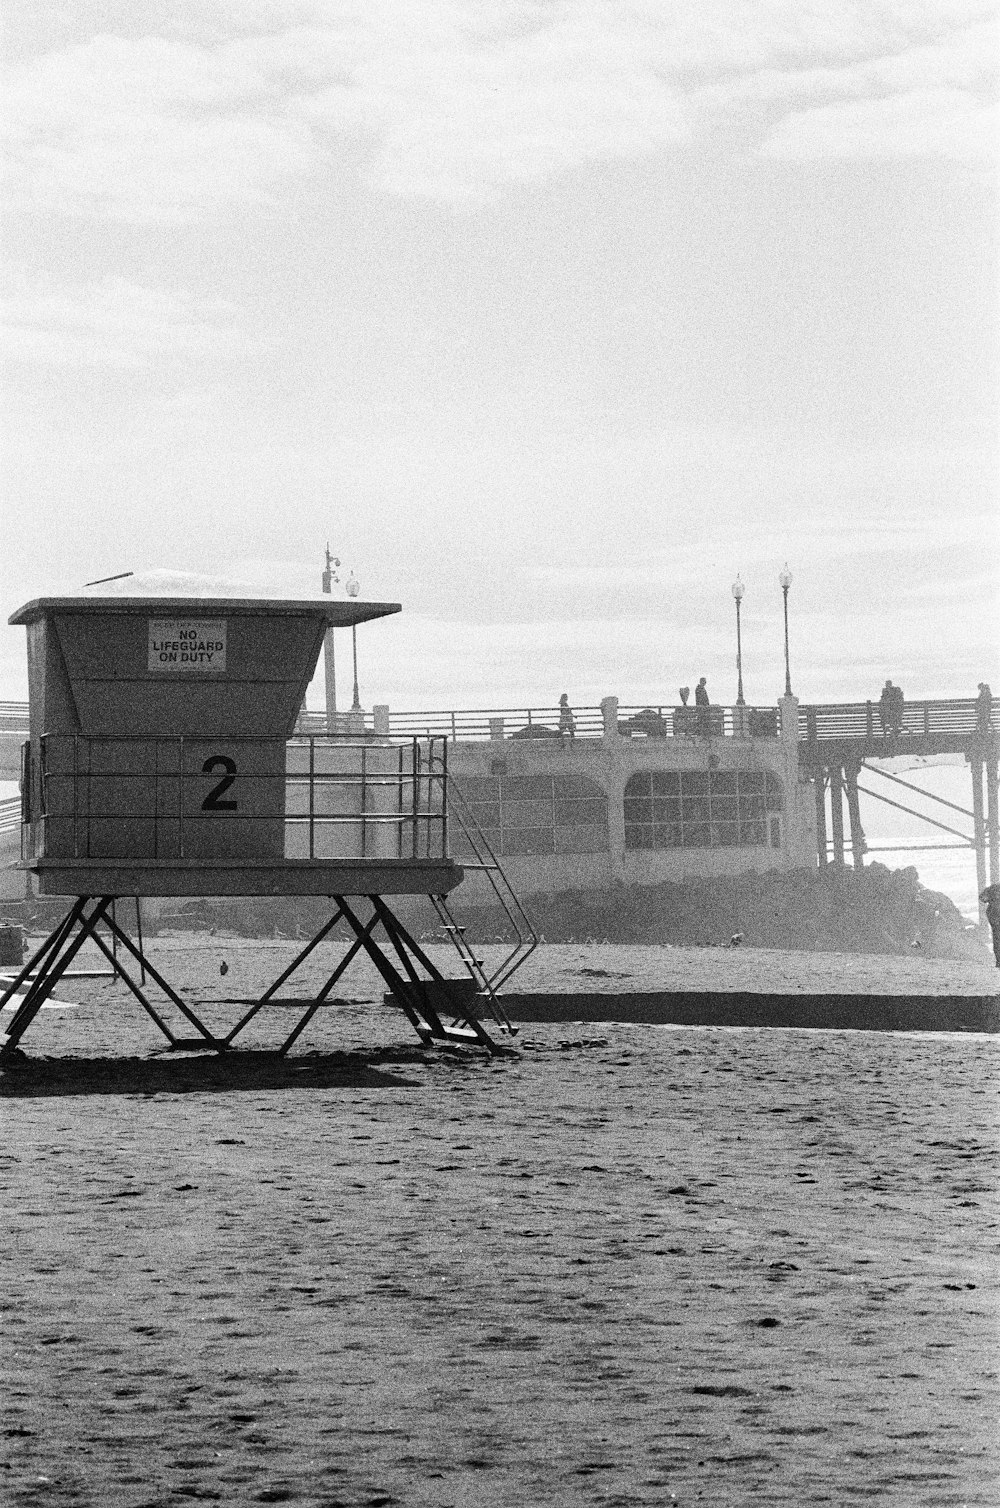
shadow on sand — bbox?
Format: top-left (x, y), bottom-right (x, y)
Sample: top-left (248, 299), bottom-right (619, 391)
top-left (498, 991), bottom-right (1000, 1032)
top-left (0, 1044), bottom-right (476, 1098)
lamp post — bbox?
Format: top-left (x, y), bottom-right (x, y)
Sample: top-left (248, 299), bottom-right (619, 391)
top-left (346, 571), bottom-right (361, 711)
top-left (731, 575), bottom-right (745, 707)
top-left (322, 544), bottom-right (340, 733)
top-left (778, 562), bottom-right (793, 697)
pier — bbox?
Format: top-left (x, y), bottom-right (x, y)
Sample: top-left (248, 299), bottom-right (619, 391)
top-left (2, 692), bottom-right (997, 903)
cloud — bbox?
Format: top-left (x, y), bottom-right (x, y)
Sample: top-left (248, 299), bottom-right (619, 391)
top-left (0, 276), bottom-right (242, 367)
top-left (300, 9), bottom-right (690, 200)
top-left (2, 32), bottom-right (321, 221)
top-left (2, 5), bottom-right (995, 211)
top-left (759, 85), bottom-right (997, 159)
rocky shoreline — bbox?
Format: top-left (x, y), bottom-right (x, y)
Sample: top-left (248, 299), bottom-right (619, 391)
top-left (1, 862), bottom-right (992, 968)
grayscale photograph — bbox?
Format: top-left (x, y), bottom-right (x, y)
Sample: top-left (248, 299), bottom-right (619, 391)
top-left (1, 2), bottom-right (998, 1504)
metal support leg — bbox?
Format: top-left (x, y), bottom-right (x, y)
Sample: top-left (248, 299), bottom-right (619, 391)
top-left (134, 897), bottom-right (146, 986)
top-left (845, 762), bottom-right (866, 870)
top-left (830, 764), bottom-right (845, 866)
top-left (85, 923), bottom-right (178, 1046)
top-left (0, 899), bottom-right (85, 1010)
top-left (99, 908), bottom-right (218, 1046)
top-left (222, 902), bottom-right (346, 1044)
top-left (371, 895), bottom-right (499, 1053)
top-left (972, 757), bottom-right (987, 913)
top-left (814, 770), bottom-right (828, 868)
top-left (1, 898), bottom-right (112, 1056)
top-left (987, 754), bottom-right (999, 886)
top-left (371, 901), bottom-right (453, 1035)
top-left (274, 912), bottom-right (381, 1056)
top-left (335, 897), bottom-right (440, 1044)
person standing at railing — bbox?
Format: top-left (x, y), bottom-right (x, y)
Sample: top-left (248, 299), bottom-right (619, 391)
top-left (977, 682), bottom-right (994, 737)
top-left (558, 693), bottom-right (576, 739)
top-left (981, 884), bottom-right (1000, 968)
top-left (695, 677), bottom-right (710, 736)
top-left (878, 679), bottom-right (904, 736)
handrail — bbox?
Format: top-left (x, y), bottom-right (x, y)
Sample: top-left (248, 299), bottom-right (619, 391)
top-left (29, 733), bottom-right (449, 862)
top-left (425, 752), bottom-right (538, 996)
top-left (4, 694), bottom-right (995, 744)
top-left (385, 703), bottom-right (783, 742)
top-left (799, 697), bottom-right (994, 741)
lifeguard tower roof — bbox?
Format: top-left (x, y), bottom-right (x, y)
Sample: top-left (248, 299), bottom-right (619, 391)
top-left (10, 595), bottom-right (399, 626)
top-left (10, 595), bottom-right (400, 739)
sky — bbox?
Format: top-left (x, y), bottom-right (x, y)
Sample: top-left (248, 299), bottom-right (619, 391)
top-left (1, 0), bottom-right (997, 715)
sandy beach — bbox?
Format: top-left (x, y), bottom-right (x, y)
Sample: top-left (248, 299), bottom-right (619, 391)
top-left (3, 937), bottom-right (998, 1506)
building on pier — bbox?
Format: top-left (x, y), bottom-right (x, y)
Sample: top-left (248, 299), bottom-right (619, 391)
top-left (442, 695), bottom-right (815, 903)
top-left (337, 693), bottom-right (998, 908)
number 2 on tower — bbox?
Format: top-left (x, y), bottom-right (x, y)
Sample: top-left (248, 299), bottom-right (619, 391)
top-left (201, 755), bottom-right (238, 811)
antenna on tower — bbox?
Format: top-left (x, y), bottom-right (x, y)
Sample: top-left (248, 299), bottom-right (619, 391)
top-left (321, 544), bottom-right (340, 595)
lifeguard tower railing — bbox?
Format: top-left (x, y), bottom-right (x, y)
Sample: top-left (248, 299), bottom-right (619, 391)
top-left (24, 734), bottom-right (449, 863)
top-left (20, 731), bottom-right (537, 995)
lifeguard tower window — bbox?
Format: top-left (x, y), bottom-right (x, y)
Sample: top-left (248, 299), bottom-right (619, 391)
top-left (624, 769), bottom-right (783, 850)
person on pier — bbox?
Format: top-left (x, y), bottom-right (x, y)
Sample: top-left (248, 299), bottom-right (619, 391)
top-left (981, 884), bottom-right (1000, 968)
top-left (558, 693), bottom-right (576, 739)
top-left (879, 679), bottom-right (904, 736)
top-left (976, 682), bottom-right (994, 738)
top-left (695, 677), bottom-right (710, 735)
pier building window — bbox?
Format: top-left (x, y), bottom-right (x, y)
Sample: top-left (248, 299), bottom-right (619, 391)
top-left (624, 770), bottom-right (783, 850)
top-left (454, 773), bottom-right (610, 857)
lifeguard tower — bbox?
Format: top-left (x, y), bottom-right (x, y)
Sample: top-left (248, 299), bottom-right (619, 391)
top-left (0, 593), bottom-right (528, 1058)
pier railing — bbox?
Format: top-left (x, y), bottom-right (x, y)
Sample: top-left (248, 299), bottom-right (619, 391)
top-left (0, 702), bottom-right (30, 733)
top-left (336, 703), bottom-right (781, 742)
top-left (4, 696), bottom-right (994, 746)
top-left (5, 700), bottom-right (782, 743)
top-left (799, 698), bottom-right (992, 743)
top-left (385, 705), bottom-right (608, 741)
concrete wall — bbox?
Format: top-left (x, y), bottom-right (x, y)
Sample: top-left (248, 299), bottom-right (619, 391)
top-left (449, 696), bottom-right (817, 900)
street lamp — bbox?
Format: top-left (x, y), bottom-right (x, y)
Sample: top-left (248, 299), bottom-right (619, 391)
top-left (731, 575), bottom-right (745, 707)
top-left (322, 544), bottom-right (341, 733)
top-left (346, 571), bottom-right (361, 711)
top-left (778, 562), bottom-right (793, 697)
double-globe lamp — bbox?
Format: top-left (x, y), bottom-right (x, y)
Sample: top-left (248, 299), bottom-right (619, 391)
top-left (346, 572), bottom-right (362, 711)
top-left (730, 567), bottom-right (794, 708)
top-left (778, 563), bottom-right (793, 697)
top-left (731, 574), bottom-right (745, 707)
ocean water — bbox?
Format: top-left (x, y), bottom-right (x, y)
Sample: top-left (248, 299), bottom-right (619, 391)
top-left (900, 847), bottom-right (980, 920)
top-left (851, 760), bottom-right (984, 921)
top-left (2, 762), bottom-right (986, 921)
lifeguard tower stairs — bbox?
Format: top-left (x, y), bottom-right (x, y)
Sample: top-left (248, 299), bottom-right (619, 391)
top-left (0, 594), bottom-right (532, 1059)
